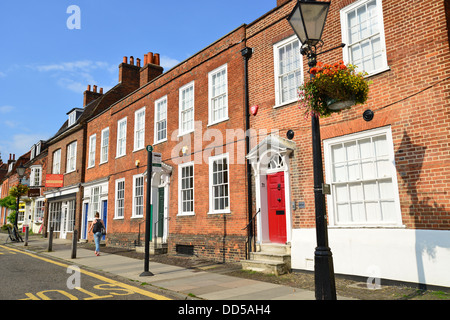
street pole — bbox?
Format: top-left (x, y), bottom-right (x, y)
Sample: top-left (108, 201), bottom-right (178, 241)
top-left (140, 145), bottom-right (154, 277)
top-left (15, 194), bottom-right (20, 231)
top-left (308, 51), bottom-right (337, 300)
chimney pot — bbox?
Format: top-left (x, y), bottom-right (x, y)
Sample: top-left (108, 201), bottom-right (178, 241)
top-left (87, 84), bottom-right (91, 91)
top-left (130, 56), bottom-right (134, 65)
top-left (100, 88), bottom-right (103, 94)
top-left (154, 53), bottom-right (160, 66)
top-left (93, 85), bottom-right (97, 93)
top-left (136, 58), bottom-right (141, 67)
top-left (144, 54), bottom-right (148, 65)
top-left (148, 52), bottom-right (154, 65)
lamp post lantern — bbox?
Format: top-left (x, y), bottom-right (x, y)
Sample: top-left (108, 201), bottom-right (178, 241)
top-left (288, 0), bottom-right (337, 300)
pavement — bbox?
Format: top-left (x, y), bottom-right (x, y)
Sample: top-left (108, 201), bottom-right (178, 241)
top-left (1, 233), bottom-right (355, 300)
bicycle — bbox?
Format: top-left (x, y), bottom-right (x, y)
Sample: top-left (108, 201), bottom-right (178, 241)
top-left (6, 225), bottom-right (23, 243)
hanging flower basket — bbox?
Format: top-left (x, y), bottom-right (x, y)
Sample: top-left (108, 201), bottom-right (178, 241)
top-left (298, 61), bottom-right (370, 118)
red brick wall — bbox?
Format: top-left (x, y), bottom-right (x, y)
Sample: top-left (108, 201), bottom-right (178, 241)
top-left (46, 128), bottom-right (85, 189)
top-left (102, 26), bottom-right (249, 261)
top-left (247, 0), bottom-right (450, 230)
top-left (45, 127), bottom-right (86, 236)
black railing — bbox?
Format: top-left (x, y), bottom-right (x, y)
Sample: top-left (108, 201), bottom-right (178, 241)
top-left (243, 208), bottom-right (260, 260)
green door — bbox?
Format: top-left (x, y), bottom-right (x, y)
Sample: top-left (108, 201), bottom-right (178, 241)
top-left (157, 187), bottom-right (164, 237)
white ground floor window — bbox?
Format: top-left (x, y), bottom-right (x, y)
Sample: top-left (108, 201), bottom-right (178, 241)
top-left (48, 199), bottom-right (76, 234)
top-left (324, 126), bottom-right (402, 227)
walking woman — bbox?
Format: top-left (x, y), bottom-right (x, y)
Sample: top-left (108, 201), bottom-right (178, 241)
top-left (88, 212), bottom-right (105, 256)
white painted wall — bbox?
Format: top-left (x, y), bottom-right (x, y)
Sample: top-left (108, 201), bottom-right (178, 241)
top-left (291, 228), bottom-right (450, 287)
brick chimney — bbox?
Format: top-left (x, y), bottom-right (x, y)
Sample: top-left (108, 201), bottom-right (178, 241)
top-left (7, 153), bottom-right (15, 167)
top-left (119, 56), bottom-right (141, 89)
top-left (140, 52), bottom-right (164, 87)
top-left (83, 84), bottom-right (103, 107)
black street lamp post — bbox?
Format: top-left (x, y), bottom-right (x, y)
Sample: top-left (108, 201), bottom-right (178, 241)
top-left (288, 0), bottom-right (337, 300)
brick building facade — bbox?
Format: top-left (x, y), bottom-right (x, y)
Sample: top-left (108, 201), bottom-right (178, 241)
top-left (2, 0), bottom-right (449, 288)
top-left (85, 26), bottom-right (250, 262)
top-left (245, 0), bottom-right (450, 287)
top-left (42, 59), bottom-right (142, 240)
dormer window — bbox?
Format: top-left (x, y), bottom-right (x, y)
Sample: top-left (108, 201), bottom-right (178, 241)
top-left (30, 145), bottom-right (36, 160)
top-left (36, 141), bottom-right (41, 156)
top-left (68, 111), bottom-right (76, 126)
top-left (67, 108), bottom-right (84, 127)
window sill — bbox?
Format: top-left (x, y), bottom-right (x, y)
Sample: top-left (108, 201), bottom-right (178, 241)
top-left (328, 224), bottom-right (405, 229)
top-left (177, 212), bottom-right (195, 217)
top-left (273, 100), bottom-right (297, 109)
top-left (177, 129), bottom-right (195, 138)
top-left (133, 147), bottom-right (145, 153)
top-left (207, 117), bottom-right (229, 127)
top-left (154, 138), bottom-right (167, 146)
top-left (207, 209), bottom-right (231, 215)
top-left (364, 66), bottom-right (391, 78)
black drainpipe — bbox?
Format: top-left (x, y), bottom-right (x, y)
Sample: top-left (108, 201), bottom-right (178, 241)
top-left (241, 46), bottom-right (253, 260)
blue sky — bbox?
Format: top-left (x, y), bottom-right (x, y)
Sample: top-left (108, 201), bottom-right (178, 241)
top-left (0, 0), bottom-right (276, 161)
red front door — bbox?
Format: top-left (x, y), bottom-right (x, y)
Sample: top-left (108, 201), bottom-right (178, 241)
top-left (267, 172), bottom-right (287, 244)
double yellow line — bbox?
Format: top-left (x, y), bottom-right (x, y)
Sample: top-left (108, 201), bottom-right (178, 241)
top-left (0, 245), bottom-right (171, 300)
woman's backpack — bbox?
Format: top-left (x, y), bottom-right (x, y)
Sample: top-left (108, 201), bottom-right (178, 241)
top-left (93, 219), bottom-right (103, 233)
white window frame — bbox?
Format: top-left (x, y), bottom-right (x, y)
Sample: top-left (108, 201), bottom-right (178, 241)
top-left (324, 126), bottom-right (402, 227)
top-left (178, 162), bottom-right (195, 216)
top-left (66, 141), bottom-right (77, 173)
top-left (30, 165), bottom-right (42, 187)
top-left (30, 145), bottom-right (36, 160)
top-left (154, 96), bottom-right (167, 144)
top-left (34, 199), bottom-right (45, 223)
top-left (208, 153), bottom-right (230, 214)
top-left (52, 149), bottom-right (61, 174)
top-left (68, 111), bottom-right (76, 126)
top-left (132, 174), bottom-right (145, 218)
top-left (114, 178), bottom-right (125, 219)
top-left (116, 117), bottom-right (127, 158)
top-left (340, 0), bottom-right (389, 76)
top-left (100, 127), bottom-right (109, 164)
top-left (66, 200), bottom-right (76, 232)
top-left (273, 35), bottom-right (303, 107)
top-left (208, 64), bottom-right (228, 126)
top-left (179, 81), bottom-right (195, 136)
top-left (134, 107), bottom-right (146, 151)
top-left (89, 186), bottom-right (101, 220)
top-left (88, 134), bottom-right (96, 168)
top-left (36, 142), bottom-right (41, 156)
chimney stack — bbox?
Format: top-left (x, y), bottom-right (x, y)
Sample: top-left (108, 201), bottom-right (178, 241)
top-left (7, 154), bottom-right (15, 167)
top-left (139, 51), bottom-right (164, 87)
top-left (83, 84), bottom-right (103, 107)
top-left (119, 56), bottom-right (141, 89)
